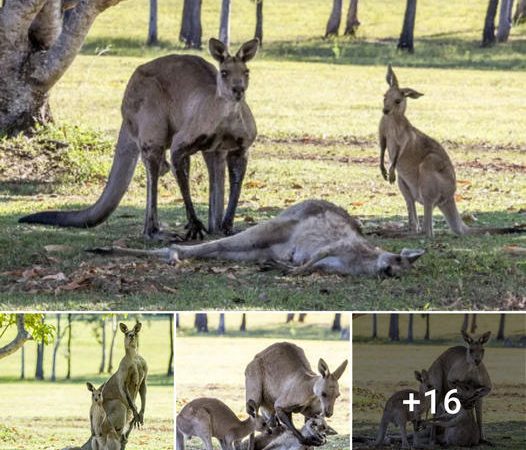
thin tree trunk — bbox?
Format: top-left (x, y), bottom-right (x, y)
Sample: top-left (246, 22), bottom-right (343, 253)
top-left (325, 0), bottom-right (343, 37)
top-left (107, 315), bottom-right (118, 373)
top-left (482, 0), bottom-right (500, 47)
top-left (461, 314), bottom-right (469, 333)
top-left (51, 314), bottom-right (61, 381)
top-left (35, 316), bottom-right (45, 380)
top-left (332, 314), bottom-right (342, 331)
top-left (98, 318), bottom-right (106, 374)
top-left (286, 314), bottom-right (294, 323)
top-left (66, 313), bottom-right (72, 380)
top-left (298, 313), bottom-right (307, 323)
top-left (167, 314), bottom-right (174, 376)
top-left (470, 314), bottom-right (478, 334)
top-left (147, 0), bottom-right (158, 46)
top-left (407, 314), bottom-right (414, 342)
top-left (254, 0), bottom-right (263, 45)
top-left (218, 313), bottom-right (226, 335)
top-left (219, 0), bottom-right (231, 46)
top-left (180, 0), bottom-right (202, 49)
top-left (424, 314), bottom-right (430, 340)
top-left (513, 0), bottom-right (526, 23)
top-left (398, 0), bottom-right (417, 53)
top-left (388, 315), bottom-right (400, 341)
top-left (240, 313), bottom-right (247, 332)
top-left (176, 313), bottom-right (180, 329)
top-left (497, 314), bottom-right (506, 340)
top-left (195, 313), bottom-right (208, 332)
top-left (344, 0), bottom-right (360, 36)
top-left (372, 314), bottom-right (377, 339)
top-left (497, 0), bottom-right (514, 42)
top-left (20, 346), bottom-right (25, 379)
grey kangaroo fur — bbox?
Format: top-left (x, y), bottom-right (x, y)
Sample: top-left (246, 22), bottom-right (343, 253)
top-left (176, 397), bottom-right (272, 450)
top-left (88, 199), bottom-right (425, 277)
top-left (426, 330), bottom-right (492, 443)
top-left (20, 38), bottom-right (259, 240)
top-left (375, 370), bottom-right (434, 449)
top-left (86, 382), bottom-right (120, 450)
top-left (244, 342), bottom-right (348, 447)
top-left (379, 64), bottom-right (525, 238)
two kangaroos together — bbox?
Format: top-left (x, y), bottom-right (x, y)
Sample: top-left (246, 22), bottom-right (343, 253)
top-left (177, 342), bottom-right (347, 450)
top-left (375, 330), bottom-right (492, 449)
top-left (63, 322), bottom-right (148, 450)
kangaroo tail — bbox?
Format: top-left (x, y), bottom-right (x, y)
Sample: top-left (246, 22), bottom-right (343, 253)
top-left (466, 224), bottom-right (526, 236)
top-left (374, 412), bottom-right (389, 447)
top-left (19, 123), bottom-right (139, 228)
top-left (86, 245), bottom-right (179, 263)
top-left (438, 198), bottom-right (470, 236)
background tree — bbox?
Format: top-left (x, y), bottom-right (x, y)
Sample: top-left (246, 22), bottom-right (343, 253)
top-left (398, 0), bottom-right (417, 52)
top-left (66, 313), bottom-right (73, 379)
top-left (514, 0), bottom-right (526, 23)
top-left (388, 314), bottom-right (400, 341)
top-left (0, 315), bottom-right (33, 360)
top-left (51, 314), bottom-right (70, 382)
top-left (332, 314), bottom-right (342, 332)
top-left (218, 313), bottom-right (226, 335)
top-left (344, 0), bottom-right (360, 36)
top-left (240, 313), bottom-right (247, 332)
top-left (0, 0), bottom-right (128, 136)
top-left (407, 314), bottom-right (414, 342)
top-left (482, 0), bottom-right (500, 47)
top-left (147, 0), bottom-right (158, 46)
top-left (107, 315), bottom-right (118, 373)
top-left (325, 0), bottom-right (343, 37)
top-left (422, 314), bottom-right (430, 340)
top-left (219, 0), bottom-right (231, 46)
top-left (35, 316), bottom-right (45, 380)
top-left (371, 314), bottom-right (377, 339)
top-left (180, 0), bottom-right (202, 49)
top-left (497, 314), bottom-right (506, 340)
top-left (254, 0), bottom-right (263, 45)
top-left (167, 314), bottom-right (174, 376)
top-left (98, 317), bottom-right (106, 374)
top-left (497, 0), bottom-right (514, 42)
top-left (195, 313), bottom-right (208, 332)
top-left (20, 346), bottom-right (26, 379)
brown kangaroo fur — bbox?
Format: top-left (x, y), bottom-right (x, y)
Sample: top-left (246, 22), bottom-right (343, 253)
top-left (86, 382), bottom-right (120, 450)
top-left (379, 64), bottom-right (525, 238)
top-left (375, 370), bottom-right (434, 449)
top-left (176, 398), bottom-right (272, 450)
top-left (426, 330), bottom-right (492, 443)
top-left (244, 342), bottom-right (348, 447)
top-left (20, 38), bottom-right (259, 240)
top-left (89, 199), bottom-right (425, 277)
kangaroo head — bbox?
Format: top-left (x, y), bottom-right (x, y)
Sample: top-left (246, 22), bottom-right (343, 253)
top-left (414, 369), bottom-right (435, 397)
top-left (209, 38), bottom-right (259, 102)
top-left (246, 399), bottom-right (273, 434)
top-left (376, 248), bottom-right (425, 277)
top-left (383, 64), bottom-right (423, 116)
top-left (450, 380), bottom-right (490, 410)
top-left (462, 330), bottom-right (491, 366)
top-left (306, 415), bottom-right (338, 437)
top-left (313, 359), bottom-right (348, 417)
top-left (120, 322), bottom-right (142, 350)
top-left (87, 382), bottom-right (104, 405)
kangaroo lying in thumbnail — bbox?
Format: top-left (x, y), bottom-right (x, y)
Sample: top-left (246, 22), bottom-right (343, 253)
top-left (89, 200), bottom-right (425, 277)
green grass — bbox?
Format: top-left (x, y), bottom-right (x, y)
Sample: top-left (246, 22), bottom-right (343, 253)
top-left (0, 1), bottom-right (525, 309)
top-left (0, 315), bottom-right (173, 450)
top-left (175, 325), bottom-right (350, 450)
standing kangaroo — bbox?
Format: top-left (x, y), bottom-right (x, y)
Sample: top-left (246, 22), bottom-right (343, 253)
top-left (379, 64), bottom-right (524, 238)
top-left (86, 382), bottom-right (120, 450)
top-left (375, 370), bottom-right (434, 449)
top-left (245, 342), bottom-right (348, 447)
top-left (176, 398), bottom-right (272, 450)
top-left (90, 199), bottom-right (425, 277)
top-left (427, 330), bottom-right (492, 443)
top-left (20, 38), bottom-right (259, 240)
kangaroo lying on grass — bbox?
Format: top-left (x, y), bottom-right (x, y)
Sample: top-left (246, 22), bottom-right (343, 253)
top-left (20, 38), bottom-right (259, 240)
top-left (375, 370), bottom-right (434, 449)
top-left (89, 199), bottom-right (425, 277)
top-left (245, 342), bottom-right (347, 447)
top-left (176, 398), bottom-right (273, 450)
top-left (86, 382), bottom-right (120, 450)
top-left (379, 65), bottom-right (525, 238)
top-left (427, 330), bottom-right (492, 444)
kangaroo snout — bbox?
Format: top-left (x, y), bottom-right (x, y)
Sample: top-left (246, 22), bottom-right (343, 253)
top-left (232, 85), bottom-right (245, 100)
top-left (383, 107), bottom-right (390, 115)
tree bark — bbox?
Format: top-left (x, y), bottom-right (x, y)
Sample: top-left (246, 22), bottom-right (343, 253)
top-left (218, 313), bottom-right (226, 335)
top-left (0, 315), bottom-right (32, 360)
top-left (325, 0), bottom-right (343, 37)
top-left (195, 313), bottom-right (208, 332)
top-left (20, 346), bottom-right (26, 379)
top-left (388, 315), bottom-right (400, 341)
top-left (461, 314), bottom-right (469, 333)
top-left (180, 0), bottom-right (202, 49)
top-left (482, 0), bottom-right (500, 47)
top-left (66, 313), bottom-right (72, 379)
top-left (298, 313), bottom-right (307, 323)
top-left (107, 315), bottom-right (118, 373)
top-left (372, 314), bottom-right (377, 339)
top-left (497, 314), bottom-right (506, 340)
top-left (514, 0), bottom-right (526, 23)
top-left (0, 0), bottom-right (128, 136)
top-left (240, 313), bottom-right (247, 332)
top-left (344, 0), bottom-right (360, 36)
top-left (35, 316), bottom-right (45, 380)
top-left (497, 0), bottom-right (514, 42)
top-left (286, 313), bottom-right (294, 323)
top-left (397, 0), bottom-right (417, 52)
top-left (407, 314), bottom-right (414, 342)
top-left (51, 314), bottom-right (61, 381)
top-left (470, 314), bottom-right (478, 334)
top-left (332, 314), bottom-right (342, 332)
top-left (219, 0), bottom-right (231, 47)
top-left (167, 314), bottom-right (174, 376)
top-left (98, 318), bottom-right (106, 374)
top-left (254, 0), bottom-right (263, 45)
top-left (423, 314), bottom-right (430, 340)
top-left (147, 0), bottom-right (158, 46)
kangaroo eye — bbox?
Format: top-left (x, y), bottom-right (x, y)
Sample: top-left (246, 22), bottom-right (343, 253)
top-left (244, 70), bottom-right (250, 76)
top-left (395, 99), bottom-right (402, 104)
top-left (322, 392), bottom-right (328, 398)
top-left (221, 70), bottom-right (229, 78)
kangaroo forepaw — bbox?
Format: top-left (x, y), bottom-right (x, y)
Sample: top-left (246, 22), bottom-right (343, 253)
top-left (380, 164), bottom-right (388, 181)
top-left (144, 228), bottom-right (185, 243)
top-left (388, 166), bottom-right (396, 184)
top-left (184, 218), bottom-right (208, 240)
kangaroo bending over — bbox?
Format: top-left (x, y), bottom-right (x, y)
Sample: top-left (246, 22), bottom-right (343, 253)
top-left (89, 199), bottom-right (425, 277)
top-left (427, 330), bottom-right (492, 443)
top-left (176, 398), bottom-right (272, 450)
top-left (375, 370), bottom-right (434, 449)
top-left (86, 382), bottom-right (120, 450)
top-left (245, 342), bottom-right (348, 447)
top-left (379, 65), bottom-right (525, 238)
top-left (20, 38), bottom-right (259, 240)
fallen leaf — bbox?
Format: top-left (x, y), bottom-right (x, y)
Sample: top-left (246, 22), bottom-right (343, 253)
top-left (351, 201), bottom-right (366, 207)
top-left (457, 179), bottom-right (472, 186)
top-left (41, 272), bottom-right (68, 282)
top-left (245, 180), bottom-right (266, 189)
top-left (503, 245), bottom-right (526, 256)
top-left (291, 182), bottom-right (303, 189)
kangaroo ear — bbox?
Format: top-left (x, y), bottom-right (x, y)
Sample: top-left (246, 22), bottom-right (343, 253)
top-left (386, 64), bottom-right (398, 87)
top-left (461, 330), bottom-right (473, 345)
top-left (401, 248), bottom-right (425, 264)
top-left (479, 331), bottom-right (491, 345)
top-left (246, 399), bottom-right (257, 418)
top-left (475, 387), bottom-right (490, 397)
top-left (325, 425), bottom-right (338, 436)
top-left (99, 382), bottom-right (106, 391)
top-left (209, 38), bottom-right (229, 63)
top-left (134, 322), bottom-right (142, 333)
top-left (414, 370), bottom-right (422, 382)
top-left (236, 38), bottom-right (259, 62)
top-left (86, 382), bottom-right (95, 392)
top-left (119, 323), bottom-right (128, 334)
top-left (401, 88), bottom-right (424, 99)
top-left (332, 360), bottom-right (348, 380)
top-left (318, 359), bottom-right (330, 378)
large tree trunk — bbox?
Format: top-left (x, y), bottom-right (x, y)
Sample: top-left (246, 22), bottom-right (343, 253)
top-left (514, 0), bottom-right (526, 23)
top-left (497, 314), bottom-right (506, 340)
top-left (194, 313), bottom-right (208, 332)
top-left (254, 0), bottom-right (263, 45)
top-left (388, 314), bottom-right (400, 341)
top-left (332, 314), bottom-right (342, 332)
top-left (147, 0), bottom-right (158, 46)
top-left (219, 0), bottom-right (231, 47)
top-left (325, 0), bottom-right (343, 37)
top-left (0, 315), bottom-right (32, 360)
top-left (180, 0), bottom-right (202, 49)
top-left (0, 0), bottom-right (128, 136)
top-left (344, 0), bottom-right (360, 36)
top-left (497, 0), bottom-right (514, 42)
top-left (398, 0), bottom-right (417, 52)
top-left (482, 0), bottom-right (500, 47)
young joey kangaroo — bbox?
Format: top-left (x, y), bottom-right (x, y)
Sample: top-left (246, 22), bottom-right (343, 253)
top-left (176, 398), bottom-right (273, 450)
top-left (379, 64), bottom-right (524, 238)
top-left (20, 38), bottom-right (259, 241)
top-left (375, 370), bottom-right (434, 449)
top-left (86, 382), bottom-right (120, 450)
